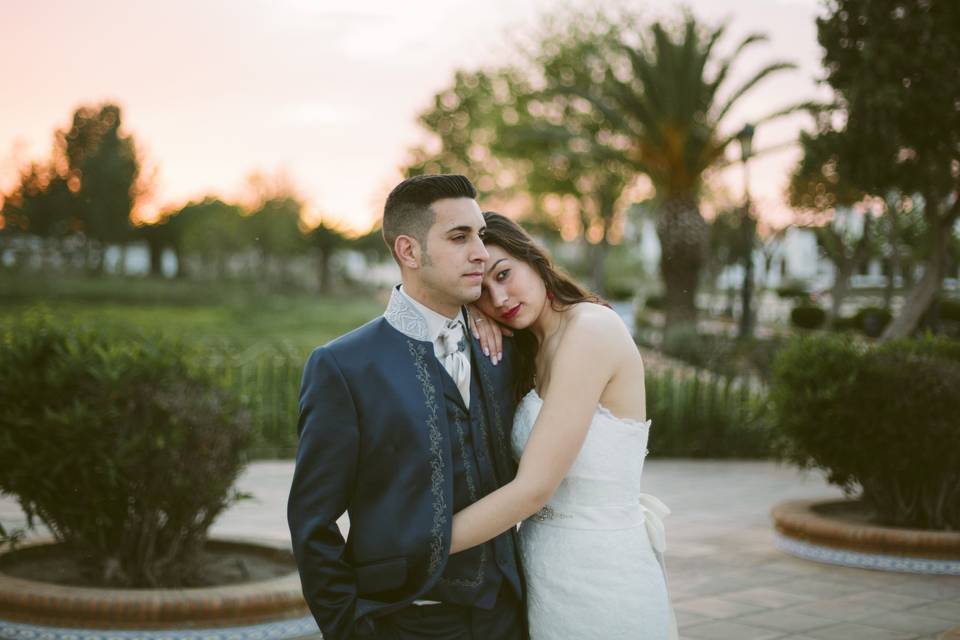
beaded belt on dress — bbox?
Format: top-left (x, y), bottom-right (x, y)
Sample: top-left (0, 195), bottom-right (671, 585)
top-left (528, 493), bottom-right (670, 553)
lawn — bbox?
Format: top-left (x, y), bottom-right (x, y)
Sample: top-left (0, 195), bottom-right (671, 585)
top-left (0, 273), bottom-right (386, 357)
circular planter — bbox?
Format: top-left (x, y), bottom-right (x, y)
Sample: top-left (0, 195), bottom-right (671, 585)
top-left (0, 537), bottom-right (320, 640)
top-left (772, 499), bottom-right (960, 575)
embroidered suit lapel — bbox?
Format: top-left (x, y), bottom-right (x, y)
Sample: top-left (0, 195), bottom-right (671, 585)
top-left (468, 328), bottom-right (513, 482)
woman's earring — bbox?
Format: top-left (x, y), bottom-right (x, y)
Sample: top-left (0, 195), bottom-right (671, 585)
top-left (546, 290), bottom-right (555, 300)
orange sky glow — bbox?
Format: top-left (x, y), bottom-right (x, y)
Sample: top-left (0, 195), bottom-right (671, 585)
top-left (0, 0), bottom-right (826, 236)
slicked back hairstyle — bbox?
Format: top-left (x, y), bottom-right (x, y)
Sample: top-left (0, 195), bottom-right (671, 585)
top-left (382, 174), bottom-right (478, 262)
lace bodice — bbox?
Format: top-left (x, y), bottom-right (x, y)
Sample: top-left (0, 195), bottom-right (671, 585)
top-left (511, 389), bottom-right (652, 509)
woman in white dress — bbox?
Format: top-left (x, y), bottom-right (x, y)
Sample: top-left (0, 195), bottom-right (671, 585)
top-left (452, 212), bottom-right (678, 640)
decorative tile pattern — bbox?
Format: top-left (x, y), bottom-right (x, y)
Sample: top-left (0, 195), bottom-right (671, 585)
top-left (0, 615), bottom-right (320, 640)
top-left (774, 533), bottom-right (960, 576)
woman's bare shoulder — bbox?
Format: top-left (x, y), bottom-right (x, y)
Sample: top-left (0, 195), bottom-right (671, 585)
top-left (566, 303), bottom-right (632, 338)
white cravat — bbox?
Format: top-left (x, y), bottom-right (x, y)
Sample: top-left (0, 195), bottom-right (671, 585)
top-left (437, 319), bottom-right (471, 408)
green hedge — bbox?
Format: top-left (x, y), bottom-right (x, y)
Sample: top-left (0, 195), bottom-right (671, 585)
top-left (645, 369), bottom-right (772, 458)
top-left (0, 314), bottom-right (252, 586)
top-left (771, 333), bottom-right (960, 530)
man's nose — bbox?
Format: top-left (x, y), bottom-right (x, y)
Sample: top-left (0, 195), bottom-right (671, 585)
top-left (470, 237), bottom-right (489, 262)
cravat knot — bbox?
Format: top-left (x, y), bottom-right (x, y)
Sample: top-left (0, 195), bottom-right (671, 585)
top-left (438, 321), bottom-right (466, 358)
top-left (438, 320), bottom-right (470, 407)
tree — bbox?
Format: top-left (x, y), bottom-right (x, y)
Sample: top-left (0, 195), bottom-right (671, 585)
top-left (403, 68), bottom-right (526, 201)
top-left (789, 126), bottom-right (874, 322)
top-left (403, 12), bottom-right (638, 295)
top-left (0, 162), bottom-right (75, 268)
top-left (169, 198), bottom-right (247, 280)
top-left (708, 207), bottom-right (751, 316)
top-left (814, 208), bottom-right (875, 322)
top-left (246, 195), bottom-right (305, 285)
top-left (57, 103), bottom-right (140, 273)
top-left (813, 0), bottom-right (960, 339)
top-left (306, 220), bottom-right (348, 293)
top-left (584, 13), bottom-right (801, 333)
top-left (497, 12), bottom-right (636, 295)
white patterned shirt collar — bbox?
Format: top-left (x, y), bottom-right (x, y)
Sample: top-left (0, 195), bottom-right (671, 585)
top-left (383, 284), bottom-right (465, 342)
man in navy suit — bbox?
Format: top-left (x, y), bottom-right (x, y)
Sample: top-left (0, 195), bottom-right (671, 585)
top-left (288, 175), bottom-right (525, 640)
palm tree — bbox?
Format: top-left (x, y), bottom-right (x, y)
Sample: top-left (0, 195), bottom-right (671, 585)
top-left (583, 14), bottom-right (801, 332)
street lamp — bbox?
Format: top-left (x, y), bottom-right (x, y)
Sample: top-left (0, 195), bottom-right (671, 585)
top-left (737, 124), bottom-right (755, 339)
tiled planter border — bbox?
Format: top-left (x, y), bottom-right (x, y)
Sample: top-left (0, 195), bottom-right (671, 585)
top-left (0, 537), bottom-right (310, 629)
top-left (772, 499), bottom-right (960, 575)
top-left (0, 615), bottom-right (320, 640)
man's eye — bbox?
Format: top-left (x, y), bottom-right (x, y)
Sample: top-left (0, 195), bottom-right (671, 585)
top-left (452, 235), bottom-right (466, 242)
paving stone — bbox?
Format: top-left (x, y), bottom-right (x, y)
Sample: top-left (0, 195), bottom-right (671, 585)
top-left (735, 610), bottom-right (835, 633)
top-left (674, 597), bottom-right (768, 619)
top-left (682, 620), bottom-right (787, 640)
top-left (805, 622), bottom-right (918, 640)
top-left (833, 590), bottom-right (931, 611)
top-left (773, 577), bottom-right (866, 598)
top-left (904, 600), bottom-right (960, 623)
top-left (863, 611), bottom-right (958, 635)
top-left (785, 598), bottom-right (890, 623)
top-left (723, 587), bottom-right (819, 609)
top-left (676, 610), bottom-right (714, 628)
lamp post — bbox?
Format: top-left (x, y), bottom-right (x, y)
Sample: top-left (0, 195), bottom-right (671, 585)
top-left (737, 123), bottom-right (755, 339)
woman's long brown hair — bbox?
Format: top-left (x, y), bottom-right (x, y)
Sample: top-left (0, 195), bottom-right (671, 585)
top-left (481, 211), bottom-right (606, 401)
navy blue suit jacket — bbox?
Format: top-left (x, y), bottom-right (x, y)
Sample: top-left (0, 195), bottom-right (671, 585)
top-left (287, 312), bottom-right (519, 640)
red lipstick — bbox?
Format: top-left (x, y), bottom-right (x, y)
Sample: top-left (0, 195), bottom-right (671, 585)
top-left (501, 304), bottom-right (522, 320)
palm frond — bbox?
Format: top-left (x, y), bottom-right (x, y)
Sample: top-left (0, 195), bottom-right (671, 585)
top-left (714, 61), bottom-right (798, 122)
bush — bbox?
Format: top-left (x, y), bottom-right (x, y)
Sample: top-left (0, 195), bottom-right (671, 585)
top-left (790, 304), bottom-right (827, 330)
top-left (643, 294), bottom-right (664, 311)
top-left (939, 298), bottom-right (960, 323)
top-left (853, 306), bottom-right (893, 338)
top-left (771, 334), bottom-right (960, 530)
top-left (646, 369), bottom-right (772, 458)
top-left (605, 282), bottom-right (635, 301)
top-left (776, 282), bottom-right (809, 299)
top-left (830, 314), bottom-right (858, 332)
top-left (0, 314), bottom-right (252, 587)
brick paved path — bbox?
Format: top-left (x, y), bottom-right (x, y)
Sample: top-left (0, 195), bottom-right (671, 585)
top-left (2, 460), bottom-right (957, 638)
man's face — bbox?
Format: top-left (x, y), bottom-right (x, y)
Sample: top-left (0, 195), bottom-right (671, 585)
top-left (413, 197), bottom-right (488, 316)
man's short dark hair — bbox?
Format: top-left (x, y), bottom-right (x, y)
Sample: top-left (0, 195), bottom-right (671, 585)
top-left (382, 174), bottom-right (478, 261)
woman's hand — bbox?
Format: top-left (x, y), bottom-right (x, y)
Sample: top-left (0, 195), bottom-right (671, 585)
top-left (466, 304), bottom-right (512, 365)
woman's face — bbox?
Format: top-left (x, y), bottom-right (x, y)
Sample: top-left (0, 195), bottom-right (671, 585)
top-left (478, 244), bottom-right (547, 330)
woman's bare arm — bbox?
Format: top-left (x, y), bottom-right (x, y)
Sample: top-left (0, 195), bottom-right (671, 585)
top-left (449, 307), bottom-right (630, 554)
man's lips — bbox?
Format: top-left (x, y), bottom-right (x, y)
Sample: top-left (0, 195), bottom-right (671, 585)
top-left (501, 304), bottom-right (522, 320)
top-left (464, 272), bottom-right (483, 279)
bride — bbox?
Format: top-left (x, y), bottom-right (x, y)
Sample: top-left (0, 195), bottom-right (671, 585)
top-left (455, 212), bottom-right (677, 639)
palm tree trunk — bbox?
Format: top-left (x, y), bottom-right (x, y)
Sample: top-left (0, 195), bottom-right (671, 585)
top-left (656, 195), bottom-right (708, 332)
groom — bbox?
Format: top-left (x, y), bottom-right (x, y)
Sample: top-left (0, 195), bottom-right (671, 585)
top-left (288, 174), bottom-right (526, 640)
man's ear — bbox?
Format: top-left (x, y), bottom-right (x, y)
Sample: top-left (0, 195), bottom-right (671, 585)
top-left (394, 235), bottom-right (421, 270)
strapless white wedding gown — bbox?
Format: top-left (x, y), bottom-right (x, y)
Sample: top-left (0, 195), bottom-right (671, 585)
top-left (512, 390), bottom-right (678, 640)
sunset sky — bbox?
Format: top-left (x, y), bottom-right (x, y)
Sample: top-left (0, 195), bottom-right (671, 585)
top-left (1, 0), bottom-right (826, 234)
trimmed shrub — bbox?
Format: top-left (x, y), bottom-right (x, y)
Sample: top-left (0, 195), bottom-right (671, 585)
top-left (776, 282), bottom-right (810, 299)
top-left (790, 304), bottom-right (827, 330)
top-left (852, 306), bottom-right (893, 338)
top-left (643, 294), bottom-right (664, 310)
top-left (771, 334), bottom-right (960, 530)
top-left (939, 298), bottom-right (960, 323)
top-left (0, 314), bottom-right (252, 587)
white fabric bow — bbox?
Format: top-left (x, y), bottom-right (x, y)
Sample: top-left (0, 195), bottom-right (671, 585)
top-left (638, 493), bottom-right (671, 553)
